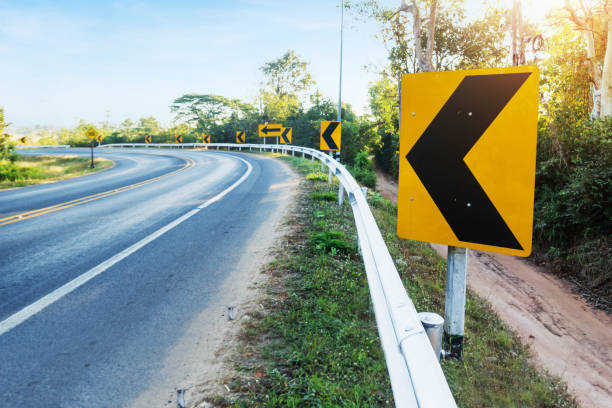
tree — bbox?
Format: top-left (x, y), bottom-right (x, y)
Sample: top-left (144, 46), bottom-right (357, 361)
top-left (259, 50), bottom-right (315, 121)
top-left (171, 94), bottom-right (255, 137)
top-left (560, 0), bottom-right (612, 116)
top-left (0, 107), bottom-right (17, 162)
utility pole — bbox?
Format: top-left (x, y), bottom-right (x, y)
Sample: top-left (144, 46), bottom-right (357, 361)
top-left (337, 0), bottom-right (344, 162)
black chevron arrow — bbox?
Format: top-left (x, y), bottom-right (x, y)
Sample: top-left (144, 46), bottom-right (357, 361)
top-left (262, 125), bottom-right (281, 135)
top-left (406, 73), bottom-right (531, 250)
top-left (145, 135), bottom-right (151, 143)
top-left (203, 135), bottom-right (210, 143)
top-left (237, 132), bottom-right (245, 142)
top-left (321, 122), bottom-right (339, 150)
top-left (281, 128), bottom-right (290, 143)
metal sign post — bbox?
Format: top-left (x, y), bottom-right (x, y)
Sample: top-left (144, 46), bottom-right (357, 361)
top-left (444, 246), bottom-right (467, 357)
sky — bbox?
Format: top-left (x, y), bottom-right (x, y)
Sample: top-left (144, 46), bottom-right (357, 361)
top-left (0, 0), bottom-right (557, 131)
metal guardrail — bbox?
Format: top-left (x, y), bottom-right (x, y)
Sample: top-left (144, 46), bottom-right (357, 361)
top-left (16, 145), bottom-right (71, 149)
top-left (100, 142), bottom-right (457, 407)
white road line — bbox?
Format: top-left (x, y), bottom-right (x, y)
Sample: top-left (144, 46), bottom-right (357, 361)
top-left (0, 155), bottom-right (253, 336)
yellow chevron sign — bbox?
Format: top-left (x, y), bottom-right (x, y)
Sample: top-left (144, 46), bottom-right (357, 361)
top-left (202, 134), bottom-right (210, 143)
top-left (144, 135), bottom-right (152, 143)
top-left (279, 127), bottom-right (292, 144)
top-left (236, 131), bottom-right (246, 143)
top-left (320, 121), bottom-right (341, 151)
top-left (175, 135), bottom-right (183, 143)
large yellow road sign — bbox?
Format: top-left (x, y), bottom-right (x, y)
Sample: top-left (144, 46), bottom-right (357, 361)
top-left (397, 66), bottom-right (539, 257)
top-left (236, 131), bottom-right (245, 143)
top-left (258, 124), bottom-right (282, 137)
top-left (320, 121), bottom-right (341, 151)
top-left (86, 128), bottom-right (98, 141)
top-left (279, 127), bottom-right (292, 144)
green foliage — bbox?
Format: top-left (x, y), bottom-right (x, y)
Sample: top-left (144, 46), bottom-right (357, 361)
top-left (349, 151), bottom-right (377, 188)
top-left (0, 107), bottom-right (19, 163)
top-left (311, 230), bottom-right (355, 255)
top-left (0, 162), bottom-right (41, 181)
top-left (310, 191), bottom-right (337, 202)
top-left (306, 172), bottom-right (328, 181)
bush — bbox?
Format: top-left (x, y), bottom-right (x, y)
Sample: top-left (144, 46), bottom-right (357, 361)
top-left (349, 150), bottom-right (377, 189)
top-left (534, 115), bottom-right (612, 307)
top-left (0, 162), bottom-right (42, 181)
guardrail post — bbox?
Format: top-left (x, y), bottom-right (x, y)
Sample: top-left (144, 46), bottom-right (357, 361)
top-left (418, 312), bottom-right (445, 361)
top-left (444, 246), bottom-right (467, 358)
top-left (361, 187), bottom-right (368, 201)
top-left (338, 183), bottom-right (344, 206)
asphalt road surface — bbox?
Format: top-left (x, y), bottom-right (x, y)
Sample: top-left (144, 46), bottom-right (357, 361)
top-left (0, 147), bottom-right (296, 407)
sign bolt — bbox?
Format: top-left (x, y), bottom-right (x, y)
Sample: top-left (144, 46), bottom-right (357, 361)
top-left (412, 112), bottom-right (416, 116)
top-left (467, 202), bottom-right (471, 207)
top-left (468, 112), bottom-right (473, 116)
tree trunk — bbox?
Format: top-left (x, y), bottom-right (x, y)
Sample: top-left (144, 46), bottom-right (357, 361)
top-left (600, 21), bottom-right (612, 116)
top-left (585, 31), bottom-right (603, 117)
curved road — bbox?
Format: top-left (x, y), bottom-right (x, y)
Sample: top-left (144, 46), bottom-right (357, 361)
top-left (0, 148), bottom-right (297, 407)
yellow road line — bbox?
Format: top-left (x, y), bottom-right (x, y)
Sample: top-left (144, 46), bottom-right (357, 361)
top-left (0, 157), bottom-right (195, 227)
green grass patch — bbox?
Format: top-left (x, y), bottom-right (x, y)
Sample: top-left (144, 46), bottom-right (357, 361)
top-left (310, 191), bottom-right (337, 202)
top-left (0, 155), bottom-right (113, 189)
top-left (210, 155), bottom-right (577, 408)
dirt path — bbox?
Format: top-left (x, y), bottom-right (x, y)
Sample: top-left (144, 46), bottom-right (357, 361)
top-left (375, 170), bottom-right (612, 408)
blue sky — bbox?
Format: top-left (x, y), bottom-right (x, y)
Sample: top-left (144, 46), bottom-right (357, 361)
top-left (0, 0), bottom-right (554, 130)
top-left (0, 0), bottom-right (396, 129)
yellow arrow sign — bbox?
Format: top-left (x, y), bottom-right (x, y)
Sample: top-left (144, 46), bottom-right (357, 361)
top-left (236, 131), bottom-right (245, 143)
top-left (202, 134), bottom-right (210, 143)
top-left (144, 135), bottom-right (152, 143)
top-left (279, 127), bottom-right (292, 144)
top-left (96, 134), bottom-right (103, 143)
top-left (397, 66), bottom-right (539, 257)
top-left (258, 123), bottom-right (282, 137)
top-left (175, 135), bottom-right (183, 143)
top-left (320, 121), bottom-right (341, 151)
top-left (86, 128), bottom-right (98, 141)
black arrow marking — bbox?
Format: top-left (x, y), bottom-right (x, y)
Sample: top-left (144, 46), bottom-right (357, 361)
top-left (280, 128), bottom-right (290, 143)
top-left (203, 135), bottom-right (210, 143)
top-left (406, 73), bottom-right (531, 250)
top-left (145, 135), bottom-right (151, 143)
top-left (321, 122), bottom-right (339, 150)
top-left (237, 132), bottom-right (245, 142)
top-left (262, 125), bottom-right (281, 135)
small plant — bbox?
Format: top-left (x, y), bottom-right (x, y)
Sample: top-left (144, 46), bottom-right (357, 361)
top-left (311, 230), bottom-right (354, 254)
top-left (306, 172), bottom-right (328, 181)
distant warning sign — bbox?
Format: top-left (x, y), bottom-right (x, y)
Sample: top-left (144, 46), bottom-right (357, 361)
top-left (86, 128), bottom-right (98, 141)
top-left (96, 134), bottom-right (103, 143)
top-left (202, 134), bottom-right (210, 143)
top-left (144, 135), bottom-right (152, 143)
top-left (320, 121), bottom-right (341, 151)
top-left (279, 127), bottom-right (292, 144)
top-left (236, 131), bottom-right (245, 143)
top-left (175, 135), bottom-right (183, 143)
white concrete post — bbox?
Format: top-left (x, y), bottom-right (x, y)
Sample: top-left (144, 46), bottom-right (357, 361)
top-left (338, 183), bottom-right (344, 206)
top-left (444, 246), bottom-right (468, 358)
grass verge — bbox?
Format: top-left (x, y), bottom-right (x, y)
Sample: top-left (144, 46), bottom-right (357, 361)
top-left (0, 155), bottom-right (113, 189)
top-left (207, 155), bottom-right (578, 408)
